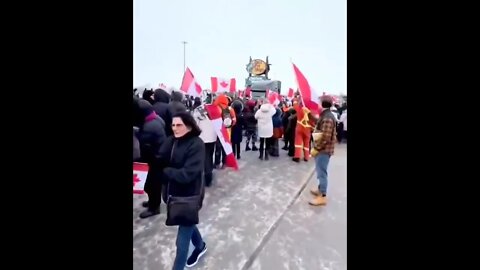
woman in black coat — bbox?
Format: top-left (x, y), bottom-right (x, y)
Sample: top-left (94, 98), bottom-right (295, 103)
top-left (285, 108), bottom-right (297, 157)
top-left (230, 101), bottom-right (244, 159)
top-left (281, 109), bottom-right (292, 150)
top-left (157, 112), bottom-right (207, 269)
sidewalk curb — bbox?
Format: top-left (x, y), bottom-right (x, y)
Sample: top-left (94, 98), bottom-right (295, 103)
top-left (241, 164), bottom-right (316, 270)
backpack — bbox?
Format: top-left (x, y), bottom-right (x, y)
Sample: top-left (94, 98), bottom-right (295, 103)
top-left (222, 107), bottom-right (233, 128)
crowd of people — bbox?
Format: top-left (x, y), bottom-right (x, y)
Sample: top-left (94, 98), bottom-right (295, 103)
top-left (133, 87), bottom-right (347, 269)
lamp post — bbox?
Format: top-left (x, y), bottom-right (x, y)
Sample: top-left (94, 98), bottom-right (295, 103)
top-left (182, 41), bottom-right (188, 72)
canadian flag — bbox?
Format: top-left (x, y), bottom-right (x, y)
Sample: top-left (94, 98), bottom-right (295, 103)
top-left (292, 63), bottom-right (321, 116)
top-left (287, 88), bottom-right (294, 100)
top-left (267, 90), bottom-right (281, 106)
top-left (159, 83), bottom-right (168, 90)
top-left (204, 104), bottom-right (238, 170)
top-left (133, 162), bottom-right (149, 194)
top-left (211, 77), bottom-right (236, 93)
top-left (238, 90), bottom-right (244, 99)
top-left (180, 67), bottom-right (202, 97)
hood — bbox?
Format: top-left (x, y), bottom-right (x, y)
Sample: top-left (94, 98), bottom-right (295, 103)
top-left (138, 99), bottom-right (154, 118)
top-left (260, 103), bottom-right (271, 112)
top-left (153, 88), bottom-right (171, 103)
top-left (231, 100), bottom-right (244, 114)
top-left (142, 89), bottom-right (155, 105)
top-left (214, 95), bottom-right (229, 109)
top-left (171, 91), bottom-right (184, 102)
top-left (246, 100), bottom-right (256, 112)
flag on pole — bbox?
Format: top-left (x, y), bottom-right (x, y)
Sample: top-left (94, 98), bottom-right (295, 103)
top-left (180, 67), bottom-right (202, 97)
top-left (267, 90), bottom-right (280, 106)
top-left (211, 77), bottom-right (236, 93)
top-left (292, 63), bottom-right (321, 116)
top-left (287, 88), bottom-right (294, 100)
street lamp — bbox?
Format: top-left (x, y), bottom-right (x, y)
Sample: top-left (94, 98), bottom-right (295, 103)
top-left (182, 41), bottom-right (188, 72)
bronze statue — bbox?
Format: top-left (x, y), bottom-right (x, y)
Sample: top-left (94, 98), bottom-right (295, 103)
top-left (247, 56), bottom-right (253, 77)
top-left (265, 56), bottom-right (270, 79)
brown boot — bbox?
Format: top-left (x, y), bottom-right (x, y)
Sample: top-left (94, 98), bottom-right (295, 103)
top-left (310, 187), bottom-right (321, 196)
top-left (309, 196), bottom-right (327, 206)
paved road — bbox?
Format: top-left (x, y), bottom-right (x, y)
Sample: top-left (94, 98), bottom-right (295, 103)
top-left (250, 144), bottom-right (347, 270)
top-left (133, 142), bottom-right (346, 270)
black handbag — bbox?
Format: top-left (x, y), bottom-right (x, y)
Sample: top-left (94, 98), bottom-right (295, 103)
top-left (165, 141), bottom-right (204, 226)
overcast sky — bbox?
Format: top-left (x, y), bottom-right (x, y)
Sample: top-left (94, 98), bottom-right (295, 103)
top-left (134, 0), bottom-right (346, 95)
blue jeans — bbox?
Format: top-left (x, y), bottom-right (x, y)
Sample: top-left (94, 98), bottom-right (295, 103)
top-left (314, 153), bottom-right (331, 195)
top-left (172, 225), bottom-right (204, 270)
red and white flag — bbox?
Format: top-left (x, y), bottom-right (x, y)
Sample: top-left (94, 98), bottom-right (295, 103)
top-left (133, 162), bottom-right (149, 194)
top-left (267, 90), bottom-right (281, 106)
top-left (180, 67), bottom-right (202, 97)
top-left (211, 77), bottom-right (236, 93)
top-left (159, 83), bottom-right (168, 90)
top-left (204, 104), bottom-right (238, 170)
top-left (287, 88), bottom-right (294, 100)
top-left (238, 90), bottom-right (244, 99)
top-left (292, 63), bottom-right (321, 116)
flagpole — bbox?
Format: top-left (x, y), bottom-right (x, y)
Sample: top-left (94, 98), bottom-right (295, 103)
top-left (182, 41), bottom-right (188, 72)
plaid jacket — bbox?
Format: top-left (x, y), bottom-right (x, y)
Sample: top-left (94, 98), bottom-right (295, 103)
top-left (311, 109), bottom-right (337, 155)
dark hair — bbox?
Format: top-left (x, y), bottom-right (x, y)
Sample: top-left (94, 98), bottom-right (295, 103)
top-left (321, 101), bottom-right (332, 108)
top-left (172, 111), bottom-right (202, 137)
top-left (142, 89), bottom-right (155, 105)
top-left (231, 100), bottom-right (243, 114)
top-left (171, 91), bottom-right (184, 102)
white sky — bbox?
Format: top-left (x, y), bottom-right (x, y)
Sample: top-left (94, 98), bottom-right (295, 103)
top-left (134, 0), bottom-right (346, 95)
